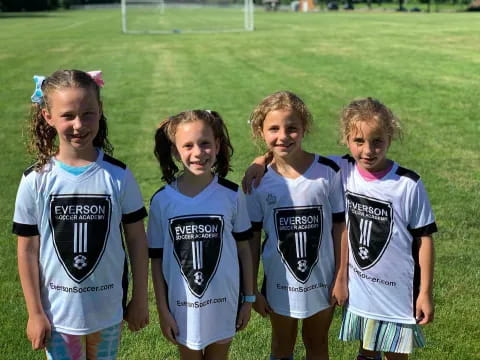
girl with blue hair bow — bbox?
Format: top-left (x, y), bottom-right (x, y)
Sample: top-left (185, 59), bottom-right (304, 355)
top-left (13, 69), bottom-right (149, 359)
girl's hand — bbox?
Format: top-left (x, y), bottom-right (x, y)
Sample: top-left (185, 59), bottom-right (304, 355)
top-left (252, 292), bottom-right (272, 317)
top-left (27, 312), bottom-right (51, 350)
top-left (159, 311), bottom-right (179, 344)
top-left (124, 296), bottom-right (149, 331)
top-left (330, 275), bottom-right (348, 306)
top-left (236, 303), bottom-right (252, 331)
top-left (415, 292), bottom-right (434, 325)
top-left (241, 156), bottom-right (268, 194)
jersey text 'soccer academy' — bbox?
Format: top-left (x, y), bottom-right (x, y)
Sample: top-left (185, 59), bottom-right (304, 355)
top-left (330, 155), bottom-right (437, 324)
top-left (148, 176), bottom-right (252, 350)
top-left (13, 150), bottom-right (147, 334)
top-left (246, 155), bottom-right (345, 318)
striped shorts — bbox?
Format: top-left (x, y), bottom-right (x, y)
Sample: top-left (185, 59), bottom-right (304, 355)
top-left (339, 310), bottom-right (425, 354)
top-left (46, 323), bottom-right (122, 360)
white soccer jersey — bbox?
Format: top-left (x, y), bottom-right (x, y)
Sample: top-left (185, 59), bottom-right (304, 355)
top-left (13, 150), bottom-right (147, 335)
top-left (330, 155), bottom-right (437, 324)
top-left (246, 154), bottom-right (345, 319)
top-left (147, 176), bottom-right (252, 350)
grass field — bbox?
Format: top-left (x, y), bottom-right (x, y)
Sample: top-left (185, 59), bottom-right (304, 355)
top-left (0, 7), bottom-right (479, 360)
top-left (124, 7), bottom-right (249, 33)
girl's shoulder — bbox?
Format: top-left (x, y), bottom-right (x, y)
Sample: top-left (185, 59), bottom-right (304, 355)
top-left (97, 152), bottom-right (130, 176)
top-left (101, 153), bottom-right (127, 170)
top-left (21, 160), bottom-right (54, 180)
top-left (22, 163), bottom-right (38, 178)
top-left (210, 177), bottom-right (242, 204)
top-left (327, 154), bottom-right (355, 168)
top-left (315, 154), bottom-right (341, 174)
top-left (150, 185), bottom-right (167, 205)
top-left (217, 177), bottom-right (240, 193)
top-left (96, 151), bottom-right (137, 184)
top-left (394, 164), bottom-right (421, 183)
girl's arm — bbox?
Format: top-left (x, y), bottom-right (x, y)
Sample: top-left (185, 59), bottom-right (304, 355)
top-left (151, 258), bottom-right (178, 344)
top-left (249, 231), bottom-right (272, 317)
top-left (241, 153), bottom-right (271, 194)
top-left (17, 235), bottom-right (51, 350)
top-left (236, 240), bottom-right (254, 331)
top-left (416, 235), bottom-right (435, 325)
top-left (123, 220), bottom-right (149, 331)
top-left (331, 222), bottom-right (348, 306)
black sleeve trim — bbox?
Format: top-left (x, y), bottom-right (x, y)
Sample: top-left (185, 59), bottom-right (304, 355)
top-left (318, 156), bottom-right (340, 172)
top-left (217, 177), bottom-right (239, 192)
top-left (12, 222), bottom-right (39, 236)
top-left (23, 164), bottom-right (37, 176)
top-left (103, 154), bottom-right (127, 169)
top-left (332, 212), bottom-right (345, 223)
top-left (396, 166), bottom-right (420, 182)
top-left (233, 228), bottom-right (253, 241)
top-left (341, 154), bottom-right (355, 163)
top-left (122, 207), bottom-right (147, 224)
top-left (150, 186), bottom-right (166, 204)
top-left (251, 221), bottom-right (263, 231)
top-left (408, 222), bottom-right (438, 237)
top-left (149, 248), bottom-right (163, 258)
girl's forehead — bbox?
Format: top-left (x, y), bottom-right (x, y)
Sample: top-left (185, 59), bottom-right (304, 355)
top-left (350, 119), bottom-right (386, 137)
top-left (48, 86), bottom-right (98, 104)
top-left (265, 108), bottom-right (301, 123)
top-left (176, 119), bottom-right (214, 136)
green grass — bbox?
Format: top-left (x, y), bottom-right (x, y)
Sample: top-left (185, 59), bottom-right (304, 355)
top-left (125, 7), bottom-right (248, 33)
top-left (0, 8), bottom-right (479, 360)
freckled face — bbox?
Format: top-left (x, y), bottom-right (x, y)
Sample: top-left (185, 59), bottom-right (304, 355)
top-left (347, 120), bottom-right (391, 172)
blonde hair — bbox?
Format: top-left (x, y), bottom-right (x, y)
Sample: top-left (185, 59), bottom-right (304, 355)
top-left (28, 69), bottom-right (112, 170)
top-left (340, 97), bottom-right (402, 144)
top-left (249, 91), bottom-right (313, 140)
top-left (154, 110), bottom-right (233, 184)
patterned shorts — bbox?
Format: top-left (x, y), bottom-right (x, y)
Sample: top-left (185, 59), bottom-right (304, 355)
top-left (46, 323), bottom-right (122, 360)
top-left (339, 310), bottom-right (425, 354)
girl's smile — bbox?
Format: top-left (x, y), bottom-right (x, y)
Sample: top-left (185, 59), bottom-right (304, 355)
top-left (42, 86), bottom-right (101, 162)
top-left (174, 120), bottom-right (219, 179)
top-left (261, 109), bottom-right (305, 159)
top-left (347, 120), bottom-right (391, 173)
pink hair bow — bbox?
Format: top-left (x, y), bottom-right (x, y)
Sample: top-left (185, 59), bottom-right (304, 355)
top-left (87, 70), bottom-right (105, 87)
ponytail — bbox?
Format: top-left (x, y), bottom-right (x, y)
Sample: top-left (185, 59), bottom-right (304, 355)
top-left (154, 118), bottom-right (178, 184)
top-left (28, 103), bottom-right (57, 170)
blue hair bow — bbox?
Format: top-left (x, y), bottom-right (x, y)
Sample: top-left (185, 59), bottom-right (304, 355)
top-left (31, 75), bottom-right (46, 104)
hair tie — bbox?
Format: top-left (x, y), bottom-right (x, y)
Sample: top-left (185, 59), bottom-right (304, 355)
top-left (86, 70), bottom-right (105, 87)
top-left (31, 75), bottom-right (46, 104)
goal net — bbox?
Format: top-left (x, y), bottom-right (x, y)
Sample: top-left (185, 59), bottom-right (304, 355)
top-left (121, 0), bottom-right (254, 34)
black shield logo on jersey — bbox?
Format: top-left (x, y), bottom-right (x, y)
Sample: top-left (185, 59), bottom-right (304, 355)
top-left (49, 194), bottom-right (111, 283)
top-left (346, 192), bottom-right (393, 270)
top-left (169, 215), bottom-right (224, 298)
top-left (274, 206), bottom-right (322, 284)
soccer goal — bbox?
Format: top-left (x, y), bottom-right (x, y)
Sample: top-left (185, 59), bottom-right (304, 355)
top-left (121, 0), bottom-right (254, 34)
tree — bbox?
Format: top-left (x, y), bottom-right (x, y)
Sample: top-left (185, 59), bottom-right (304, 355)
top-left (1, 0), bottom-right (56, 11)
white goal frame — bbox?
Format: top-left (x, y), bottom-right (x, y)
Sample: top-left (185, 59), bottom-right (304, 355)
top-left (121, 0), bottom-right (254, 34)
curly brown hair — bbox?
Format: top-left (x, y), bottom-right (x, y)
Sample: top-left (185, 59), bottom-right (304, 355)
top-left (154, 110), bottom-right (233, 184)
top-left (28, 69), bottom-right (113, 170)
top-left (249, 91), bottom-right (313, 141)
top-left (339, 97), bottom-right (402, 144)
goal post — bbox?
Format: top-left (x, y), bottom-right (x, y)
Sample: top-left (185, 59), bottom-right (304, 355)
top-left (121, 0), bottom-right (254, 34)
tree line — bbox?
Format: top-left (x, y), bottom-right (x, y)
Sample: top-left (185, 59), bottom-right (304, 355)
top-left (0, 0), bottom-right (119, 11)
